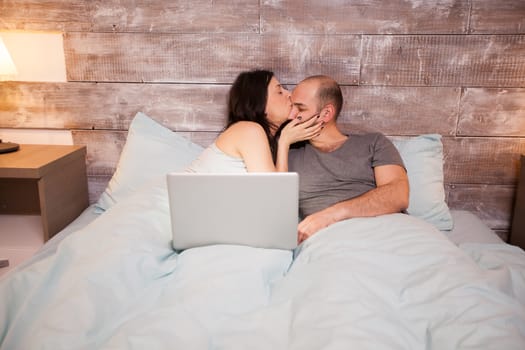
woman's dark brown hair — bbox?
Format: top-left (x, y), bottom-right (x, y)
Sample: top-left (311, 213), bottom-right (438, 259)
top-left (227, 69), bottom-right (277, 160)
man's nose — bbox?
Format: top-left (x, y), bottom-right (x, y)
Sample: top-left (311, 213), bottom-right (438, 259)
top-left (288, 104), bottom-right (299, 120)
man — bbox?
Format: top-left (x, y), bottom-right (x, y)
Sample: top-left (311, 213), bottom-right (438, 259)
top-left (289, 75), bottom-right (409, 243)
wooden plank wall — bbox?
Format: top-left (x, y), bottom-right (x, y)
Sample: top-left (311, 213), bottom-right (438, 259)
top-left (1, 0), bottom-right (524, 238)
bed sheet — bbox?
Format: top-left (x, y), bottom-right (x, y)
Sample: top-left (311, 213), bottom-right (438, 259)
top-left (442, 210), bottom-right (504, 245)
top-left (1, 178), bottom-right (524, 350)
top-left (4, 204), bottom-right (102, 277)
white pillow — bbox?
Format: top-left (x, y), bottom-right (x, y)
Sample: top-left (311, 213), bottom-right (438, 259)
top-left (96, 112), bottom-right (204, 211)
top-left (392, 134), bottom-right (453, 230)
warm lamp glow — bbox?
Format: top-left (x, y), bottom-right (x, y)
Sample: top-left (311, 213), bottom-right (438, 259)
top-left (0, 37), bottom-right (17, 76)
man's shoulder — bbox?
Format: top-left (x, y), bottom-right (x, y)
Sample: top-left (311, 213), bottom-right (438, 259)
top-left (347, 131), bottom-right (388, 145)
top-left (349, 131), bottom-right (386, 139)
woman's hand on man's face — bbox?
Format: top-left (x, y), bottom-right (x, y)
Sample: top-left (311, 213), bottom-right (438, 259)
top-left (280, 114), bottom-right (324, 145)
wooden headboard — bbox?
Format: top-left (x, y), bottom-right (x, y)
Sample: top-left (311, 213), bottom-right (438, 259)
top-left (1, 1), bottom-right (524, 238)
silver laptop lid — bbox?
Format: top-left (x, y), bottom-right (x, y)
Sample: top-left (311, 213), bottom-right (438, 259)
top-left (166, 172), bottom-right (298, 251)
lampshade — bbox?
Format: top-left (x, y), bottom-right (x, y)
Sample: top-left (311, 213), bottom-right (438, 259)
top-left (0, 37), bottom-right (17, 75)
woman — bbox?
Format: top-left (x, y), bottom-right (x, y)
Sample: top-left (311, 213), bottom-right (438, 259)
top-left (186, 70), bottom-right (322, 173)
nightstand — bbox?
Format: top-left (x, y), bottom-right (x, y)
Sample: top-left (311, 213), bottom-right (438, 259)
top-left (0, 144), bottom-right (89, 242)
top-left (510, 155), bottom-right (525, 249)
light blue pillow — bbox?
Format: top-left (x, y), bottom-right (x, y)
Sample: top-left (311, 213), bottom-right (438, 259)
top-left (392, 134), bottom-right (453, 230)
top-left (96, 112), bottom-right (204, 211)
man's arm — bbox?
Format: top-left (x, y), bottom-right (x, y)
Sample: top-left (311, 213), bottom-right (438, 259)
top-left (297, 164), bottom-right (409, 243)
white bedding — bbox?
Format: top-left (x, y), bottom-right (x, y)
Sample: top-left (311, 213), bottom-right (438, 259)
top-left (444, 210), bottom-right (505, 245)
top-left (1, 178), bottom-right (524, 349)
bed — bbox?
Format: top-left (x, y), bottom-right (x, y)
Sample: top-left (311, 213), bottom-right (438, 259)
top-left (1, 113), bottom-right (524, 350)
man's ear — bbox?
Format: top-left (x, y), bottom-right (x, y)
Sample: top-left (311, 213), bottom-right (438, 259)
top-left (320, 104), bottom-right (336, 123)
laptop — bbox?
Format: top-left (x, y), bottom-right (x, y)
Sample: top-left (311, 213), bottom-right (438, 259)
top-left (166, 172), bottom-right (299, 251)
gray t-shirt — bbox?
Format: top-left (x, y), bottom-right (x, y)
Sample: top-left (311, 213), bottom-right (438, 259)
top-left (288, 132), bottom-right (405, 218)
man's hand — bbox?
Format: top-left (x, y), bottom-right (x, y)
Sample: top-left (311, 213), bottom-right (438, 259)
top-left (297, 208), bottom-right (337, 244)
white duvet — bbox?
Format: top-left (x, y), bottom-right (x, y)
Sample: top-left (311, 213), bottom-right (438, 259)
top-left (1, 178), bottom-right (525, 350)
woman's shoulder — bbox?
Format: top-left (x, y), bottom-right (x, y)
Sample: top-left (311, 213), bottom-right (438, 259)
top-left (223, 121), bottom-right (266, 138)
top-left (227, 121), bottom-right (264, 131)
top-left (216, 121), bottom-right (268, 156)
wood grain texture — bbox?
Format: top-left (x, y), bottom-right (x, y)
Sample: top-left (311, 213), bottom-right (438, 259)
top-left (88, 0), bottom-right (260, 33)
top-left (64, 32), bottom-right (263, 83)
top-left (87, 175), bottom-right (110, 204)
top-left (470, 0), bottom-right (525, 34)
top-left (73, 131), bottom-right (127, 176)
top-left (339, 86), bottom-right (460, 135)
top-left (64, 32), bottom-right (361, 84)
top-left (458, 88), bottom-right (525, 137)
top-left (446, 183), bottom-right (515, 230)
top-left (0, 0), bottom-right (92, 31)
top-left (261, 0), bottom-right (469, 34)
top-left (443, 137), bottom-right (525, 185)
top-left (0, 0), bottom-right (259, 33)
top-left (361, 35), bottom-right (525, 87)
top-left (1, 0), bottom-right (478, 35)
top-left (2, 83), bottom-right (461, 135)
top-left (0, 82), bottom-right (229, 131)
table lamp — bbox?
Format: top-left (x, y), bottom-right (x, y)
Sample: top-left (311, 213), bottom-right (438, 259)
top-left (0, 36), bottom-right (20, 153)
